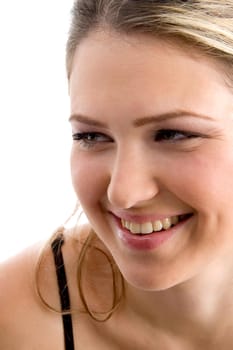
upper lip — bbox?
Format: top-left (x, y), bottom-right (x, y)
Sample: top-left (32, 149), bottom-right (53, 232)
top-left (109, 210), bottom-right (193, 224)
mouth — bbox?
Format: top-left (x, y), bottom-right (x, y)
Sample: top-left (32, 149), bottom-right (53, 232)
top-left (120, 213), bottom-right (193, 235)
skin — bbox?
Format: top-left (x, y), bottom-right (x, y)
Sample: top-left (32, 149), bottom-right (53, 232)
top-left (1, 30), bottom-right (233, 349)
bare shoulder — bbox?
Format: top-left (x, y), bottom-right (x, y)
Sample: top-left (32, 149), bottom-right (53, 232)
top-left (0, 224), bottom-right (88, 308)
top-left (0, 239), bottom-right (47, 347)
top-left (0, 239), bottom-right (43, 311)
top-left (0, 224), bottom-right (92, 349)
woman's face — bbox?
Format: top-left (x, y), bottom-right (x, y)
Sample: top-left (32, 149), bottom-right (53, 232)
top-left (69, 31), bottom-right (233, 291)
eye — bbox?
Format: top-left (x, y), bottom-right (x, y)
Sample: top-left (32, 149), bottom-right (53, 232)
top-left (72, 132), bottom-right (112, 148)
top-left (154, 129), bottom-right (200, 142)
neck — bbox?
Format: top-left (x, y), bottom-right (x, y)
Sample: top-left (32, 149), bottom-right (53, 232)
top-left (124, 254), bottom-right (233, 338)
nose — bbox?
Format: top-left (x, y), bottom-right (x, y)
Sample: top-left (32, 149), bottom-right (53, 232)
top-left (107, 148), bottom-right (159, 209)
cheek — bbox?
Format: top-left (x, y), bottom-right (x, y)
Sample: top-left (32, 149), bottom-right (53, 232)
top-left (168, 151), bottom-right (233, 211)
top-left (70, 150), bottom-right (109, 206)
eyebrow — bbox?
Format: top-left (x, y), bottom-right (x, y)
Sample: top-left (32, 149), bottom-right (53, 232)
top-left (69, 110), bottom-right (214, 127)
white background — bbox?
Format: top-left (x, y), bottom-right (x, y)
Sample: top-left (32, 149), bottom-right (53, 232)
top-left (0, 1), bottom-right (77, 261)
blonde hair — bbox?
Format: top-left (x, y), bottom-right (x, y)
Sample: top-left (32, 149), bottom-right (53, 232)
top-left (66, 0), bottom-right (233, 81)
top-left (35, 224), bottom-right (124, 322)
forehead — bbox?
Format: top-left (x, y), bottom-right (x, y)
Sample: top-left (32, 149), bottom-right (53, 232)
top-left (69, 30), bottom-right (233, 121)
top-left (70, 29), bottom-right (227, 81)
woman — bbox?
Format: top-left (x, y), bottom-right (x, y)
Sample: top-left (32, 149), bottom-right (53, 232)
top-left (1, 0), bottom-right (233, 349)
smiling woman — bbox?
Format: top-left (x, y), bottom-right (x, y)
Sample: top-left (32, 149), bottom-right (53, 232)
top-left (1, 1), bottom-right (233, 350)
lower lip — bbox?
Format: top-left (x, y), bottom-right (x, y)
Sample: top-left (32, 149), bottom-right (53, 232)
top-left (112, 215), bottom-right (192, 251)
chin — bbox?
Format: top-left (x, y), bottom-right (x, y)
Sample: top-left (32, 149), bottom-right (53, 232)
top-left (122, 262), bottom-right (201, 292)
top-left (122, 269), bottom-right (181, 292)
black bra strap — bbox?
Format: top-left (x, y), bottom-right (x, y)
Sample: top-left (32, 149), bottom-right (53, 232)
top-left (51, 233), bottom-right (75, 350)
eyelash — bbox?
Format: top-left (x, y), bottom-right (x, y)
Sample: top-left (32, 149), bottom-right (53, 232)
top-left (72, 132), bottom-right (112, 148)
top-left (154, 129), bottom-right (201, 142)
top-left (72, 129), bottom-right (201, 148)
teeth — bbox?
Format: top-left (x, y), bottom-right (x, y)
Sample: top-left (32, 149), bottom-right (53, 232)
top-left (121, 215), bottom-right (180, 235)
top-left (141, 222), bottom-right (153, 234)
top-left (162, 218), bottom-right (172, 230)
top-left (129, 222), bottom-right (141, 234)
top-left (171, 216), bottom-right (179, 225)
top-left (125, 220), bottom-right (130, 230)
top-left (153, 220), bottom-right (163, 232)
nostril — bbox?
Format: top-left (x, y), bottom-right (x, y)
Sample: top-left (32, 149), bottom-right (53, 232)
top-left (107, 190), bottom-right (159, 210)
